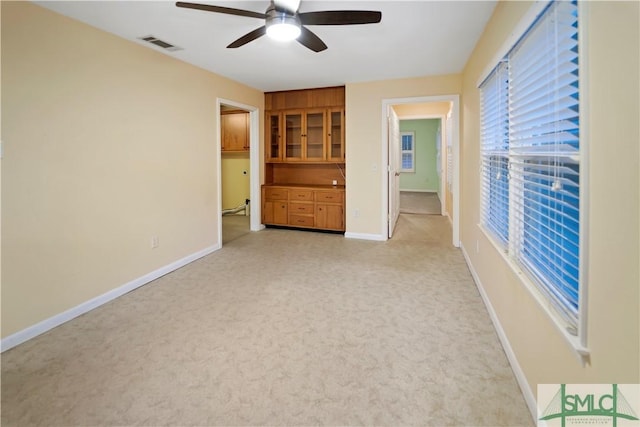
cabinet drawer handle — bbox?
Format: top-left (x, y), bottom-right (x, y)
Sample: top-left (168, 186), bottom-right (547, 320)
top-left (298, 207), bottom-right (306, 210)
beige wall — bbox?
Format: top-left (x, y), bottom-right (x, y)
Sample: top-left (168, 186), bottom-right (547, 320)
top-left (460, 0), bottom-right (639, 405)
top-left (221, 154), bottom-right (250, 210)
top-left (345, 75), bottom-right (461, 236)
top-left (1, 2), bottom-right (263, 338)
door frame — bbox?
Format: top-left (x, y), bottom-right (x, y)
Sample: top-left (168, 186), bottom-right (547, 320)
top-left (216, 98), bottom-right (262, 246)
top-left (381, 95), bottom-right (460, 247)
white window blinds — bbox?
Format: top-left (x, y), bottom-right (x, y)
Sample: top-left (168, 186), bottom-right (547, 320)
top-left (509, 0), bottom-right (580, 329)
top-left (478, 0), bottom-right (582, 336)
top-left (480, 62), bottom-right (510, 244)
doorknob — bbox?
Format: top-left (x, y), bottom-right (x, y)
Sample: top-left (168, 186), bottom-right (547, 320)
top-left (395, 172), bottom-right (400, 176)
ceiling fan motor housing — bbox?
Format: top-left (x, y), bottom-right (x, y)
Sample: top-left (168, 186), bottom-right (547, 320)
top-left (265, 3), bottom-right (301, 41)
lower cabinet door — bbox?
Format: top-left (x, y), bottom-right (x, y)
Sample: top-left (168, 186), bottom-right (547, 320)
top-left (316, 204), bottom-right (344, 231)
top-left (264, 201), bottom-right (288, 225)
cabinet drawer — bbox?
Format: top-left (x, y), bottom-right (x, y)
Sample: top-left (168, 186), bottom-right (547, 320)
top-left (289, 189), bottom-right (313, 201)
top-left (289, 203), bottom-right (314, 214)
top-left (315, 191), bottom-right (344, 203)
top-left (265, 188), bottom-right (289, 200)
top-left (289, 215), bottom-right (314, 227)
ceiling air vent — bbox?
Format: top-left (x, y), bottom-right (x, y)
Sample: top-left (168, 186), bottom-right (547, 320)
top-left (138, 35), bottom-right (183, 52)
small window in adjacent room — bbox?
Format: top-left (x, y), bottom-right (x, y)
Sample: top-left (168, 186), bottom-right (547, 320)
top-left (400, 131), bottom-right (415, 172)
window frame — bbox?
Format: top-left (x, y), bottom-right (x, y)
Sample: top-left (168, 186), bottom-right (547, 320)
top-left (400, 131), bottom-right (416, 173)
top-left (476, 0), bottom-right (589, 359)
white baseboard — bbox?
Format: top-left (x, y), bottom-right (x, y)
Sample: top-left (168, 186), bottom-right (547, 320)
top-left (399, 189), bottom-right (438, 193)
top-left (344, 231), bottom-right (387, 241)
top-left (459, 242), bottom-right (537, 423)
top-left (1, 244), bottom-right (220, 352)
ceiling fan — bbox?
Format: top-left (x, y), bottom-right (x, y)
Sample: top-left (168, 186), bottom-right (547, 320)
top-left (175, 0), bottom-right (382, 52)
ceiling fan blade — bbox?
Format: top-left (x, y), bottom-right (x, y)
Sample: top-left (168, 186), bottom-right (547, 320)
top-left (297, 27), bottom-right (327, 53)
top-left (176, 2), bottom-right (266, 19)
top-left (227, 26), bottom-right (267, 48)
top-left (299, 10), bottom-right (382, 26)
top-left (274, 0), bottom-right (300, 13)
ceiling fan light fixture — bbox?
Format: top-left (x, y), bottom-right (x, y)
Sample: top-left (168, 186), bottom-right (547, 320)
top-left (175, 1), bottom-right (382, 52)
top-left (266, 14), bottom-right (301, 41)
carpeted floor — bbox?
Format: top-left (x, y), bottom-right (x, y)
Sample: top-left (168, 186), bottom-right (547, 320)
top-left (1, 214), bottom-right (533, 426)
top-left (400, 191), bottom-right (442, 215)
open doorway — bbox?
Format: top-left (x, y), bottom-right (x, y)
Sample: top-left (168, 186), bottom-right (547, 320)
top-left (397, 116), bottom-right (444, 216)
top-left (383, 96), bottom-right (460, 246)
top-left (217, 99), bottom-right (261, 247)
top-left (221, 104), bottom-right (251, 244)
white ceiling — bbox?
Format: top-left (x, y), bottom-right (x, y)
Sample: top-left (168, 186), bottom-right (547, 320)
top-left (35, 1), bottom-right (497, 92)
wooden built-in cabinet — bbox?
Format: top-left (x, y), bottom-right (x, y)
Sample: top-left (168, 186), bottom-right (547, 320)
top-left (266, 108), bottom-right (344, 162)
top-left (265, 87), bottom-right (345, 163)
top-left (263, 86), bottom-right (346, 233)
top-left (221, 110), bottom-right (249, 152)
top-left (262, 185), bottom-right (345, 231)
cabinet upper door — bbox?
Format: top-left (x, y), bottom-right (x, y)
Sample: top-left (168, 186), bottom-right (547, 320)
top-left (221, 112), bottom-right (249, 151)
top-left (284, 111), bottom-right (303, 161)
top-left (266, 112), bottom-right (281, 161)
top-left (328, 108), bottom-right (345, 161)
top-left (305, 109), bottom-right (326, 161)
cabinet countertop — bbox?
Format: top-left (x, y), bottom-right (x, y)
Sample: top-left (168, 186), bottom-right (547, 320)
top-left (263, 183), bottom-right (345, 190)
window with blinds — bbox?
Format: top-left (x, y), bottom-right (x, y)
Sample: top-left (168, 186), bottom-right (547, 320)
top-left (479, 0), bottom-right (582, 338)
top-left (480, 62), bottom-right (510, 244)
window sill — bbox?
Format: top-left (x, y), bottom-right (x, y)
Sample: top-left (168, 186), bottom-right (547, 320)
top-left (477, 224), bottom-right (590, 365)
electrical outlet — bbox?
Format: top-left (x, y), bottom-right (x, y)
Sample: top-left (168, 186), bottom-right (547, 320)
top-left (354, 209), bottom-right (360, 218)
top-left (151, 236), bottom-right (159, 249)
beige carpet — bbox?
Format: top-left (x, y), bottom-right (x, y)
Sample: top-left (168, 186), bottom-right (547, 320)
top-left (1, 215), bottom-right (533, 426)
top-left (400, 191), bottom-right (442, 215)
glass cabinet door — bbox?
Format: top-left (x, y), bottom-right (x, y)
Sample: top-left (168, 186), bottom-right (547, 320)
top-left (284, 111), bottom-right (303, 160)
top-left (305, 110), bottom-right (326, 161)
top-left (328, 109), bottom-right (345, 161)
top-left (266, 112), bottom-right (281, 161)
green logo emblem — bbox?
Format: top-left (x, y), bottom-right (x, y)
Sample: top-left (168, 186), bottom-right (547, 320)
top-left (539, 384), bottom-right (639, 427)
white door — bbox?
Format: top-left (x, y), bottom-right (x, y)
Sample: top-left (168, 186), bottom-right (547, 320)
top-left (388, 107), bottom-right (401, 237)
top-left (436, 121), bottom-right (443, 211)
